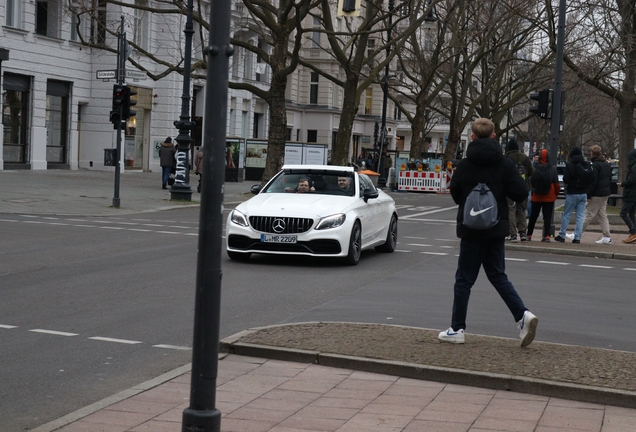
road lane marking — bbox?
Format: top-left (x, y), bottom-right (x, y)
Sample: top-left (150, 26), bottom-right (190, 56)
top-left (88, 337), bottom-right (142, 344)
top-left (536, 261), bottom-right (570, 265)
top-left (579, 264), bottom-right (613, 269)
top-left (505, 258), bottom-right (529, 261)
top-left (623, 268), bottom-right (636, 271)
top-left (153, 344), bottom-right (192, 350)
top-left (395, 250), bottom-right (411, 252)
top-left (406, 243), bottom-right (433, 247)
top-left (0, 324), bottom-right (18, 329)
top-left (403, 236), bottom-right (427, 240)
top-left (400, 206), bottom-right (458, 219)
top-left (420, 251), bottom-right (449, 256)
top-left (30, 329), bottom-right (78, 336)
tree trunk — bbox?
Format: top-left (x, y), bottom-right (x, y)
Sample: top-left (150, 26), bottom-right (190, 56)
top-left (332, 77), bottom-right (360, 166)
top-left (262, 74), bottom-right (289, 184)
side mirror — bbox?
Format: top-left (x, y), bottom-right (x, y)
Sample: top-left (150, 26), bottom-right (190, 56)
top-left (363, 188), bottom-right (379, 202)
top-left (250, 184), bottom-right (262, 194)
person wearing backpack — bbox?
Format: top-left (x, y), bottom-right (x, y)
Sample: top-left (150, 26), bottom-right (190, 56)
top-left (504, 139), bottom-right (534, 242)
top-left (564, 145), bottom-right (612, 244)
top-left (554, 147), bottom-right (595, 243)
top-left (527, 149), bottom-right (560, 242)
top-left (439, 118), bottom-right (538, 347)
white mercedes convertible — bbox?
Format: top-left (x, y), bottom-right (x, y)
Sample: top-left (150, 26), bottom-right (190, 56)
top-left (226, 165), bottom-right (398, 265)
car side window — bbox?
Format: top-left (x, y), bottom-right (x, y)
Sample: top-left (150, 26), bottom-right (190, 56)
top-left (358, 174), bottom-right (375, 197)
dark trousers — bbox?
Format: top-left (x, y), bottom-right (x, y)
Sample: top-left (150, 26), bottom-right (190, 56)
top-left (620, 200), bottom-right (636, 234)
top-left (161, 166), bottom-right (172, 187)
top-left (527, 201), bottom-right (555, 238)
top-left (451, 237), bottom-right (527, 331)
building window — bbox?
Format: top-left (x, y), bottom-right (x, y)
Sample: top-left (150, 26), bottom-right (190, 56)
top-left (312, 17), bottom-right (320, 48)
top-left (367, 38), bottom-right (376, 59)
top-left (70, 0), bottom-right (89, 42)
top-left (46, 80), bottom-right (70, 165)
top-left (394, 106), bottom-right (402, 120)
top-left (92, 0), bottom-right (106, 45)
top-left (133, 0), bottom-right (149, 50)
top-left (2, 74), bottom-right (31, 164)
top-left (296, 129), bottom-right (300, 141)
top-left (36, 0), bottom-right (61, 37)
top-left (5, 0), bottom-right (23, 28)
top-left (286, 128), bottom-right (292, 141)
top-left (307, 130), bottom-right (317, 143)
top-left (310, 72), bottom-right (319, 104)
top-left (365, 88), bottom-right (373, 115)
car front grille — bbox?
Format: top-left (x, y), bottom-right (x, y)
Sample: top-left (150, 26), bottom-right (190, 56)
top-left (248, 216), bottom-right (314, 234)
top-left (228, 235), bottom-right (341, 255)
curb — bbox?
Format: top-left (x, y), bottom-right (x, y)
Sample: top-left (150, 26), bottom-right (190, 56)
top-left (505, 244), bottom-right (636, 261)
top-left (219, 327), bottom-right (636, 410)
top-left (30, 363), bottom-right (194, 432)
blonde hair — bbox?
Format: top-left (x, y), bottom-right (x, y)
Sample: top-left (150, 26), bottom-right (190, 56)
top-left (471, 118), bottom-right (495, 139)
top-left (589, 145), bottom-right (602, 156)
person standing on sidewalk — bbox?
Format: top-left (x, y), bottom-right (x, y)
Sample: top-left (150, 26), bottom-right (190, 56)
top-left (566, 145), bottom-right (612, 244)
top-left (159, 137), bottom-right (176, 189)
top-left (439, 118), bottom-right (538, 347)
top-left (527, 149), bottom-right (560, 242)
top-left (618, 148), bottom-right (636, 243)
top-left (194, 146), bottom-right (204, 193)
top-left (555, 147), bottom-right (594, 244)
top-left (505, 139), bottom-right (533, 242)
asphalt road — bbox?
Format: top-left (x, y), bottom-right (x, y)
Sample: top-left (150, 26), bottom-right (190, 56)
top-left (1, 192), bottom-right (634, 430)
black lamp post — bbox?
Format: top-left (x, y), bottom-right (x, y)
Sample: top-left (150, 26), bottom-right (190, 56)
top-left (180, 0), bottom-right (231, 427)
top-left (170, 0), bottom-right (196, 201)
top-left (377, 0), bottom-right (395, 183)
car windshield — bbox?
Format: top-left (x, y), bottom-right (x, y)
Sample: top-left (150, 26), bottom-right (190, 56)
top-left (263, 171), bottom-right (356, 197)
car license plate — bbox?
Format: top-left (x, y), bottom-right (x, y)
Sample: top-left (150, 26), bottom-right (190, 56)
top-left (261, 234), bottom-right (297, 243)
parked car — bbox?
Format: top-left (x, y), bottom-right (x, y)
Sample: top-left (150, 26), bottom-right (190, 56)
top-left (610, 162), bottom-right (619, 195)
top-left (225, 165), bottom-right (398, 265)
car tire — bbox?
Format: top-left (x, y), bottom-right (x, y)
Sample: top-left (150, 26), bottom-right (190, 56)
top-left (376, 214), bottom-right (397, 253)
top-left (344, 221), bottom-right (362, 266)
top-left (227, 250), bottom-right (252, 261)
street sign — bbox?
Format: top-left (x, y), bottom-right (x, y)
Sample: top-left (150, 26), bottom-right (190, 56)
top-left (96, 70), bottom-right (116, 79)
top-left (125, 70), bottom-right (147, 80)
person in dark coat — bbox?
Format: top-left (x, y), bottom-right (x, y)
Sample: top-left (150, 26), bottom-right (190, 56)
top-left (555, 147), bottom-right (590, 243)
top-left (505, 138), bottom-right (533, 242)
top-left (158, 137), bottom-right (176, 189)
top-left (439, 118), bottom-right (538, 347)
top-left (527, 149), bottom-right (560, 242)
top-left (570, 145), bottom-right (612, 244)
top-left (619, 148), bottom-right (636, 243)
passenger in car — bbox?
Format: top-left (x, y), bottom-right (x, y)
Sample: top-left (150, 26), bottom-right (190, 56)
top-left (286, 177), bottom-right (315, 193)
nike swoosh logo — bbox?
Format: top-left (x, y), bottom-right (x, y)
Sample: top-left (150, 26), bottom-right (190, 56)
top-left (469, 206), bottom-right (494, 216)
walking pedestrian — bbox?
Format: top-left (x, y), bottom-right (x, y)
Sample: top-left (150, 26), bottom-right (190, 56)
top-left (439, 118), bottom-right (538, 347)
top-left (505, 139), bottom-right (533, 242)
top-left (527, 149), bottom-right (560, 242)
top-left (618, 149), bottom-right (636, 243)
top-left (158, 137), bottom-right (176, 189)
top-left (565, 145), bottom-right (612, 244)
top-left (554, 147), bottom-right (595, 244)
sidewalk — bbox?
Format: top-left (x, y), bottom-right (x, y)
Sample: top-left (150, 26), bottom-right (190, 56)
top-left (5, 169), bottom-right (636, 431)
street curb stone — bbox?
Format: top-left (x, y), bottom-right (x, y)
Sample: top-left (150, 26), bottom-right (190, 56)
top-left (220, 325), bottom-right (636, 410)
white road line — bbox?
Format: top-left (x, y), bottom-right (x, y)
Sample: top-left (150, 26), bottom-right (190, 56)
top-left (156, 231), bottom-right (181, 235)
top-left (0, 324), bottom-right (17, 329)
top-left (623, 268), bottom-right (636, 271)
top-left (30, 329), bottom-right (78, 337)
top-left (579, 264), bottom-right (613, 269)
top-left (435, 239), bottom-right (458, 242)
top-left (401, 206), bottom-right (458, 219)
top-left (48, 222), bottom-right (70, 226)
top-left (421, 251), bottom-right (449, 256)
top-left (536, 261), bottom-right (570, 265)
top-left (88, 337), bottom-right (142, 344)
top-left (0, 219), bottom-right (18, 222)
top-left (152, 344), bottom-right (192, 351)
top-left (129, 228), bottom-right (152, 232)
top-left (403, 236), bottom-right (427, 240)
top-left (439, 246), bottom-right (454, 249)
top-left (406, 243), bottom-right (433, 247)
top-left (505, 258), bottom-right (529, 262)
top-left (394, 250), bottom-right (411, 253)
top-left (99, 226), bottom-right (124, 230)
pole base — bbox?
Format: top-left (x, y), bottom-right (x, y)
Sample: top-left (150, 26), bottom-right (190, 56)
top-left (170, 184), bottom-right (193, 201)
top-left (182, 408), bottom-right (221, 431)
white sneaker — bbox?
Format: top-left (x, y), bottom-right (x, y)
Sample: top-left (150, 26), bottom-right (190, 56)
top-left (518, 311), bottom-right (538, 347)
top-left (595, 237), bottom-right (612, 244)
top-left (438, 328), bottom-right (465, 344)
top-left (565, 233), bottom-right (575, 240)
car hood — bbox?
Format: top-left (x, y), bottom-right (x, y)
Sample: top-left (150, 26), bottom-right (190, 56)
top-left (238, 193), bottom-right (355, 217)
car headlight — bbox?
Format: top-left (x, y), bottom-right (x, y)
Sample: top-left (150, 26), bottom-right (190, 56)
top-left (315, 213), bottom-right (346, 230)
top-left (230, 209), bottom-right (249, 227)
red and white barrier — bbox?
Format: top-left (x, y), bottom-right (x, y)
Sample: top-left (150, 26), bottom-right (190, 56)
top-left (397, 171), bottom-right (443, 192)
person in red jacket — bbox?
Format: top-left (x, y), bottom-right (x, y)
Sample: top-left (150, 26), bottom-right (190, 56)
top-left (527, 149), bottom-right (561, 242)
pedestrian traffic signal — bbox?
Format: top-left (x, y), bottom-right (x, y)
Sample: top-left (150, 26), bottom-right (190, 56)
top-left (122, 86), bottom-right (137, 120)
top-left (112, 84), bottom-right (124, 110)
top-left (529, 89), bottom-right (550, 119)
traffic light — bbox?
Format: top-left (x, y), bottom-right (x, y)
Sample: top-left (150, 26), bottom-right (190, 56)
top-left (529, 89), bottom-right (550, 119)
top-left (121, 86), bottom-right (137, 120)
top-left (110, 84), bottom-right (124, 124)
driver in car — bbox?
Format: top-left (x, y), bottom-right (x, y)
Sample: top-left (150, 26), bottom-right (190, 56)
top-left (337, 176), bottom-right (353, 193)
top-left (286, 178), bottom-right (315, 193)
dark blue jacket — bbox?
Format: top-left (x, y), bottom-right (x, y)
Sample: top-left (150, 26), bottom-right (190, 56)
top-left (563, 154), bottom-right (590, 195)
top-left (450, 137), bottom-right (528, 238)
top-left (587, 155), bottom-right (611, 198)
